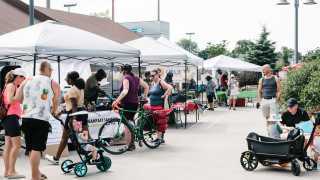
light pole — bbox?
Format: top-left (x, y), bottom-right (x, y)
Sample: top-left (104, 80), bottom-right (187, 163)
top-left (277, 0), bottom-right (317, 64)
top-left (157, 0), bottom-right (160, 21)
top-left (29, 0), bottom-right (34, 25)
top-left (64, 3), bottom-right (77, 13)
top-left (112, 0), bottom-right (115, 21)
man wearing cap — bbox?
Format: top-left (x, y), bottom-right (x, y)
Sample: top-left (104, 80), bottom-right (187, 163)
top-left (257, 64), bottom-right (281, 136)
top-left (281, 98), bottom-right (310, 129)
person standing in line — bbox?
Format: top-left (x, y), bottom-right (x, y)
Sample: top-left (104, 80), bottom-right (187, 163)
top-left (228, 74), bottom-right (239, 110)
top-left (16, 61), bottom-right (60, 180)
top-left (45, 72), bottom-right (87, 165)
top-left (147, 69), bottom-right (173, 143)
top-left (112, 64), bottom-right (149, 150)
top-left (2, 68), bottom-right (26, 179)
top-left (256, 64), bottom-right (281, 137)
top-left (205, 75), bottom-right (216, 111)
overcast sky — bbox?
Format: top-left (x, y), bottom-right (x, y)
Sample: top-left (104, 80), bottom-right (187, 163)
top-left (23, 0), bottom-right (320, 53)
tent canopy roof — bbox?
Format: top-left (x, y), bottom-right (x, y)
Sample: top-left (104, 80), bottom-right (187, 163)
top-left (0, 20), bottom-right (140, 60)
top-left (157, 36), bottom-right (203, 67)
top-left (124, 37), bottom-right (189, 66)
top-left (203, 55), bottom-right (262, 72)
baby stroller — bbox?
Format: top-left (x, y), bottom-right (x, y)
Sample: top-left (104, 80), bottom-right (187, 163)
top-left (240, 115), bottom-right (320, 176)
top-left (56, 112), bottom-right (112, 177)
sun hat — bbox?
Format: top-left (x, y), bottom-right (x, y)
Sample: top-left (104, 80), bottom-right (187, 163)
top-left (12, 68), bottom-right (26, 77)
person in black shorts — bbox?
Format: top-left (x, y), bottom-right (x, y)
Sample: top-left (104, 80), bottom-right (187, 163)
top-left (2, 68), bottom-right (26, 179)
top-left (17, 61), bottom-right (60, 180)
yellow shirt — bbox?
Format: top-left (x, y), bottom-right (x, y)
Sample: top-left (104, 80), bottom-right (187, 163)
top-left (64, 86), bottom-right (84, 112)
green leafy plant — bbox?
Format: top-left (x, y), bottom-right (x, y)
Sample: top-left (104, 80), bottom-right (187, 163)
top-left (281, 61), bottom-right (320, 112)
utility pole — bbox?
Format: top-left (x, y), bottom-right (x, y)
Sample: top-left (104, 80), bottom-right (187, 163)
top-left (29, 0), bottom-right (34, 25)
top-left (112, 0), bottom-right (115, 21)
top-left (157, 0), bottom-right (160, 21)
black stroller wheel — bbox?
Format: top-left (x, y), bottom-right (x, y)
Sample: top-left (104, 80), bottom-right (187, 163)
top-left (240, 151), bottom-right (258, 171)
top-left (61, 160), bottom-right (73, 173)
top-left (303, 158), bottom-right (317, 171)
top-left (291, 159), bottom-right (301, 176)
top-left (96, 156), bottom-right (112, 172)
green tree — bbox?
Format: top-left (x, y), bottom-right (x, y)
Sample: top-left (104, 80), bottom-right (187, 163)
top-left (303, 47), bottom-right (320, 62)
top-left (247, 26), bottom-right (278, 68)
top-left (198, 40), bottom-right (229, 60)
top-left (177, 38), bottom-right (199, 55)
top-left (231, 40), bottom-right (255, 60)
top-left (275, 46), bottom-right (294, 71)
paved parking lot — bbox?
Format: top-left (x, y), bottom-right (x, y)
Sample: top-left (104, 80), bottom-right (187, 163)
top-left (1, 107), bottom-right (319, 179)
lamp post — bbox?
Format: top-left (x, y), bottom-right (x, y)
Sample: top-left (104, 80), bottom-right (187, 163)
top-left (64, 3), bottom-right (77, 13)
top-left (157, 0), bottom-right (160, 21)
top-left (112, 0), bottom-right (115, 21)
top-left (277, 0), bottom-right (317, 64)
top-left (29, 0), bottom-right (34, 25)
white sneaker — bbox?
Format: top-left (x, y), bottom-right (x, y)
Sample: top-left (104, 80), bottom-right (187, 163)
top-left (45, 154), bottom-right (59, 165)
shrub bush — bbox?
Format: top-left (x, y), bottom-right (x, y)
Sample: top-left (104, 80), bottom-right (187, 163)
top-left (281, 61), bottom-right (320, 112)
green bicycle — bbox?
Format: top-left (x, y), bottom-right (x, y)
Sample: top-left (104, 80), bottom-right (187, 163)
top-left (97, 106), bottom-right (161, 155)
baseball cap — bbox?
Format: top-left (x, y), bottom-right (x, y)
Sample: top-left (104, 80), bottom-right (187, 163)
top-left (287, 98), bottom-right (298, 108)
top-left (12, 68), bottom-right (26, 77)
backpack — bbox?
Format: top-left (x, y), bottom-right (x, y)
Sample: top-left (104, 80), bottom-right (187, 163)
top-left (0, 88), bottom-right (8, 120)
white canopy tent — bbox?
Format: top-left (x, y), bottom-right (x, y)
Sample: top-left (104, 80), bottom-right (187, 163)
top-left (0, 20), bottom-right (140, 89)
top-left (0, 20), bottom-right (140, 59)
top-left (157, 36), bottom-right (203, 67)
top-left (123, 37), bottom-right (188, 66)
top-left (203, 55), bottom-right (262, 72)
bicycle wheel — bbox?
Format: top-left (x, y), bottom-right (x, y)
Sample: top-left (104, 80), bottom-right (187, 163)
top-left (98, 119), bottom-right (133, 155)
top-left (140, 115), bottom-right (161, 149)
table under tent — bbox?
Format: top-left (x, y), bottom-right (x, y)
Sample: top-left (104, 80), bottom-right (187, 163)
top-left (121, 36), bottom-right (203, 128)
top-left (203, 55), bottom-right (262, 107)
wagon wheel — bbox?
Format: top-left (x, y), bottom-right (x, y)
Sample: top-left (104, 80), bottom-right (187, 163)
top-left (303, 158), bottom-right (316, 171)
top-left (291, 159), bottom-right (301, 176)
top-left (240, 151), bottom-right (258, 171)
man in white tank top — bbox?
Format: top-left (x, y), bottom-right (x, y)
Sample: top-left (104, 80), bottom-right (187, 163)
top-left (16, 61), bottom-right (60, 180)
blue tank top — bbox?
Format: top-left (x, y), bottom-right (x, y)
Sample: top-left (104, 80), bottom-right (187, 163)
top-left (262, 76), bottom-right (277, 98)
top-left (149, 81), bottom-right (165, 106)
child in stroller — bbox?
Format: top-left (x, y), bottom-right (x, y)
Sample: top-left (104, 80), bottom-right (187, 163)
top-left (72, 119), bottom-right (98, 161)
top-left (57, 113), bottom-right (112, 177)
top-left (310, 124), bottom-right (320, 167)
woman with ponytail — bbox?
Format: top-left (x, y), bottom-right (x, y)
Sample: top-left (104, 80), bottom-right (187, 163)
top-left (46, 71), bottom-right (87, 165)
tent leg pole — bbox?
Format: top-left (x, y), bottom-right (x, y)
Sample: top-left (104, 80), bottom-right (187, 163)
top-left (33, 54), bottom-right (37, 76)
top-left (57, 56), bottom-right (61, 84)
top-left (184, 60), bottom-right (187, 129)
top-left (111, 62), bottom-right (114, 98)
top-left (138, 57), bottom-right (141, 78)
top-left (196, 67), bottom-right (199, 123)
